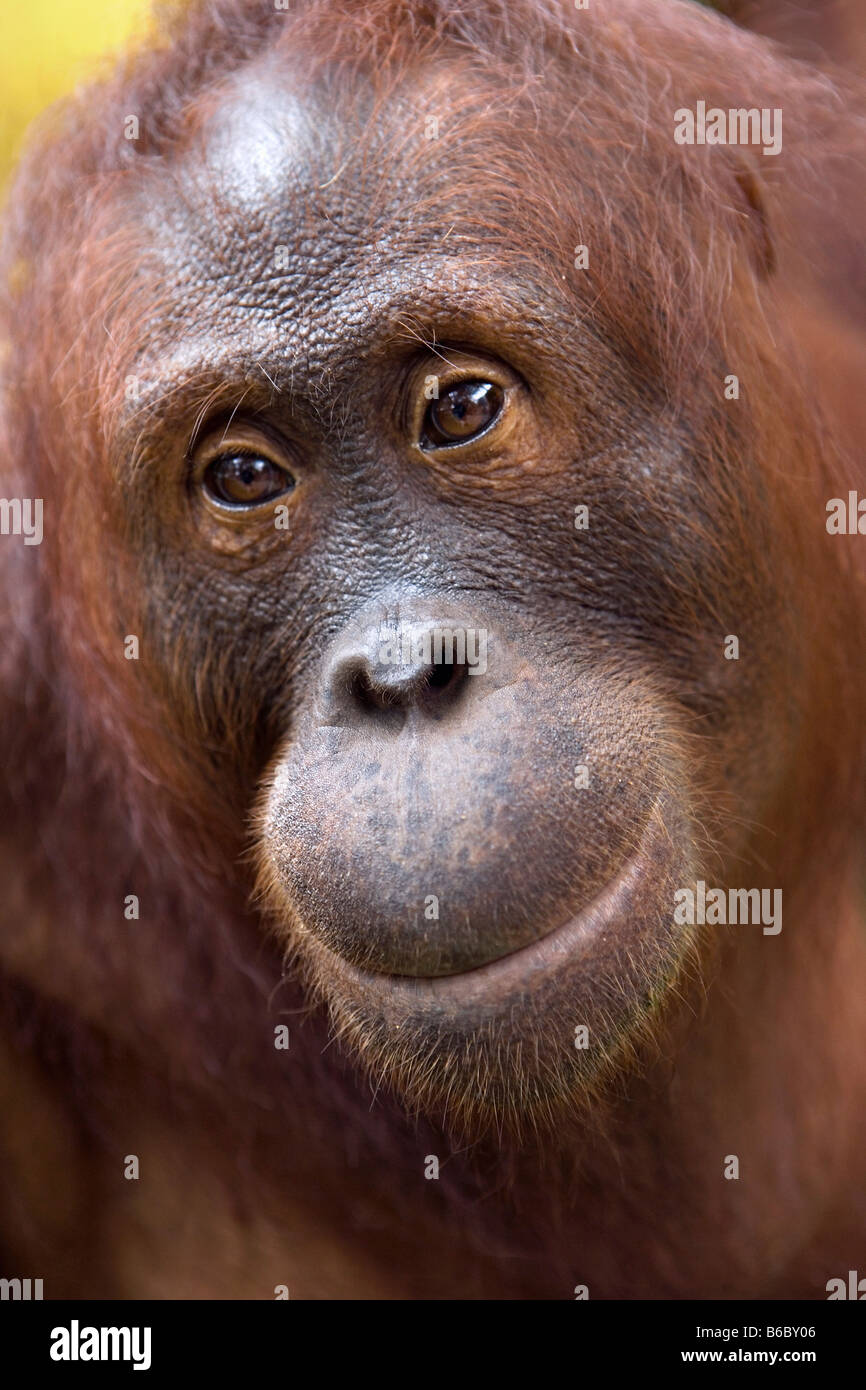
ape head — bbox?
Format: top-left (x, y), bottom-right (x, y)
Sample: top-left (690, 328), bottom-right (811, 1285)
top-left (1, 0), bottom-right (859, 1136)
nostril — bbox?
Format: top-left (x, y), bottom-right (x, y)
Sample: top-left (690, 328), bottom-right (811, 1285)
top-left (425, 660), bottom-right (467, 697)
top-left (348, 664), bottom-right (401, 713)
top-left (322, 617), bottom-right (486, 727)
top-left (337, 653), bottom-right (469, 719)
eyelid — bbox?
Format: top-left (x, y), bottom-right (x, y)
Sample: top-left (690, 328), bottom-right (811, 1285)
top-left (208, 445), bottom-right (288, 465)
top-left (404, 351), bottom-right (521, 446)
top-left (195, 437), bottom-right (286, 466)
top-left (189, 421), bottom-right (298, 490)
top-left (419, 362), bottom-right (512, 397)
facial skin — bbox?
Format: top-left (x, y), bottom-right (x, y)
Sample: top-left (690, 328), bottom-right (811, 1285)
top-left (77, 47), bottom-right (809, 1133)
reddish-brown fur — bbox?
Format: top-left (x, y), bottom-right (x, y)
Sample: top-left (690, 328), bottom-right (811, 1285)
top-left (1, 0), bottom-right (865, 1298)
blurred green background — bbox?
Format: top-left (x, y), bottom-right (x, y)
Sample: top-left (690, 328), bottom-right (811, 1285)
top-left (1, 0), bottom-right (150, 187)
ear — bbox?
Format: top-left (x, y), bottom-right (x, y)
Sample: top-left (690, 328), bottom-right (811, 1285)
top-left (733, 160), bottom-right (776, 277)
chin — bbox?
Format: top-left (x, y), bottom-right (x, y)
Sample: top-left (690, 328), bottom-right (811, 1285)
top-left (260, 772), bottom-right (699, 1136)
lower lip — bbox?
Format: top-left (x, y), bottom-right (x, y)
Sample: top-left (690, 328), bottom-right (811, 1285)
top-left (320, 796), bottom-right (679, 1016)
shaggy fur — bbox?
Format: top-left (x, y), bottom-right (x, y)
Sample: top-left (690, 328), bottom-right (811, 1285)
top-left (1, 0), bottom-right (865, 1299)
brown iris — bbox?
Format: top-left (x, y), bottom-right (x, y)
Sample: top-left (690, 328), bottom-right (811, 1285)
top-left (422, 380), bottom-right (504, 448)
top-left (203, 452), bottom-right (294, 507)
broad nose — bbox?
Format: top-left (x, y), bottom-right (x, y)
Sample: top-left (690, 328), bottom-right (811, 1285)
top-left (321, 620), bottom-right (479, 726)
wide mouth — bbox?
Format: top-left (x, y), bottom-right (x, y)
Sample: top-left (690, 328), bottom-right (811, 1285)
top-left (308, 796), bottom-right (677, 1015)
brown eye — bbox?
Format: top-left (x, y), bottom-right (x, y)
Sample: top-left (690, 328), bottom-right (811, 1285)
top-left (203, 452), bottom-right (294, 507)
top-left (422, 380), bottom-right (504, 448)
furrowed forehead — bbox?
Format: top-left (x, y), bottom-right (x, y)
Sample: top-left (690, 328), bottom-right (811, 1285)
top-left (102, 51), bottom-right (589, 404)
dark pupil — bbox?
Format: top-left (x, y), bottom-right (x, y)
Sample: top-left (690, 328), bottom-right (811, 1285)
top-left (429, 381), bottom-right (501, 443)
top-left (207, 454), bottom-right (289, 505)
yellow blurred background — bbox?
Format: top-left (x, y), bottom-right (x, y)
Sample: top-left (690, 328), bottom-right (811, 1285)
top-left (1, 0), bottom-right (151, 188)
